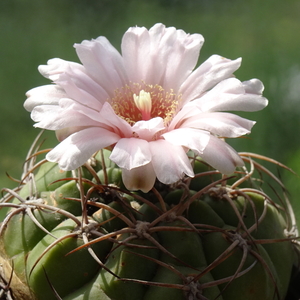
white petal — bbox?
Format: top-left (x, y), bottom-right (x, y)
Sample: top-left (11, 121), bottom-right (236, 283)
top-left (38, 59), bottom-right (110, 110)
top-left (55, 70), bottom-right (109, 108)
top-left (55, 126), bottom-right (89, 142)
top-left (109, 138), bottom-right (151, 170)
top-left (200, 136), bottom-right (244, 174)
top-left (132, 117), bottom-right (165, 141)
top-left (179, 55), bottom-right (242, 105)
top-left (31, 99), bottom-right (101, 131)
top-left (122, 23), bottom-right (204, 90)
top-left (75, 37), bottom-right (127, 95)
top-left (46, 127), bottom-right (120, 170)
top-left (31, 104), bottom-right (61, 128)
top-left (243, 78), bottom-right (265, 94)
top-left (180, 112), bottom-right (255, 137)
top-left (162, 128), bottom-right (210, 153)
top-left (194, 78), bottom-right (268, 112)
top-left (38, 58), bottom-right (84, 81)
top-left (122, 163), bottom-right (156, 193)
top-left (24, 85), bottom-right (66, 112)
top-left (168, 103), bottom-right (201, 131)
top-left (98, 103), bottom-right (133, 137)
top-left (149, 139), bottom-right (194, 184)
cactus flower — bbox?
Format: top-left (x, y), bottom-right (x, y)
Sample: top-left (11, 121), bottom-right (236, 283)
top-left (24, 23), bottom-right (268, 192)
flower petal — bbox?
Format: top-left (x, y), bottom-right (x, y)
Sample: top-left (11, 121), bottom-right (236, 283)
top-left (168, 103), bottom-right (201, 131)
top-left (24, 85), bottom-right (66, 112)
top-left (46, 127), bottom-right (120, 170)
top-left (194, 78), bottom-right (268, 112)
top-left (162, 127), bottom-right (210, 153)
top-left (122, 163), bottom-right (156, 193)
top-left (149, 139), bottom-right (194, 184)
top-left (179, 55), bottom-right (242, 105)
top-left (31, 98), bottom-right (101, 131)
top-left (132, 117), bottom-right (165, 141)
top-left (55, 126), bottom-right (89, 142)
top-left (243, 78), bottom-right (265, 94)
top-left (75, 37), bottom-right (128, 95)
top-left (180, 112), bottom-right (255, 137)
top-left (98, 103), bottom-right (133, 137)
top-left (54, 71), bottom-right (108, 109)
top-left (110, 138), bottom-right (151, 170)
top-left (39, 58), bottom-right (110, 109)
top-left (38, 58), bottom-right (84, 81)
top-left (122, 23), bottom-right (204, 90)
top-left (200, 136), bottom-right (244, 174)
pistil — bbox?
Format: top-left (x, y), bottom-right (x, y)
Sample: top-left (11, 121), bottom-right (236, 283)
top-left (133, 90), bottom-right (152, 121)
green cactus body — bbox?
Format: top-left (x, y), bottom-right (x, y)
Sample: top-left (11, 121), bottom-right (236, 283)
top-left (0, 147), bottom-right (298, 300)
top-left (99, 232), bottom-right (161, 300)
top-left (26, 217), bottom-right (112, 300)
top-left (1, 166), bottom-right (86, 276)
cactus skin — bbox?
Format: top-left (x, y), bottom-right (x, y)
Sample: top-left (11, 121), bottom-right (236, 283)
top-left (26, 217), bottom-right (112, 300)
top-left (0, 145), bottom-right (299, 300)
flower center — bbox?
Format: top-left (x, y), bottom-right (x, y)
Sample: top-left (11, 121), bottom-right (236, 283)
top-left (110, 82), bottom-right (181, 125)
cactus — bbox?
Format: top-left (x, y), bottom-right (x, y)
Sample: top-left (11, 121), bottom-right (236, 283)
top-left (0, 133), bottom-right (299, 300)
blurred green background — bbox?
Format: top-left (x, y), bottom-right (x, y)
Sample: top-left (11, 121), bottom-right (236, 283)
top-left (1, 0), bottom-right (300, 220)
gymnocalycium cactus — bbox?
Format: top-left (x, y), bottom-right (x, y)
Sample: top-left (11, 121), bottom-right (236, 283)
top-left (1, 24), bottom-right (300, 299)
top-left (0, 132), bottom-right (299, 300)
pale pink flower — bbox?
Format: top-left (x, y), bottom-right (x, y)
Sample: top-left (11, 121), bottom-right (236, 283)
top-left (24, 23), bottom-right (268, 192)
